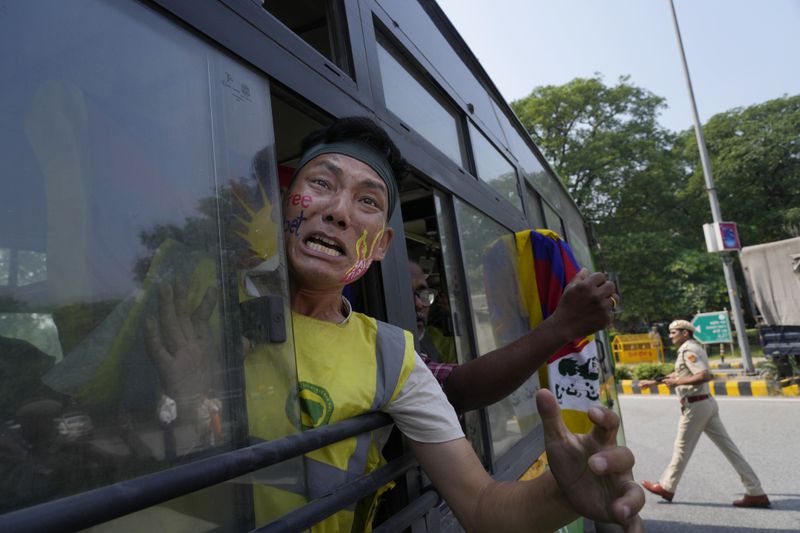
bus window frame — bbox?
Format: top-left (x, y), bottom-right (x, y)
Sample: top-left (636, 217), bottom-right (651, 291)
top-left (522, 183), bottom-right (548, 230)
top-left (448, 196), bottom-right (548, 477)
top-left (217, 0), bottom-right (364, 93)
top-left (430, 191), bottom-right (495, 470)
top-left (368, 17), bottom-right (470, 173)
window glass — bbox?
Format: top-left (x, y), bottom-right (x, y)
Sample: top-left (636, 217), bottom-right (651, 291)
top-left (543, 202), bottom-right (566, 238)
top-left (468, 122), bottom-right (522, 210)
top-left (17, 250), bottom-right (47, 287)
top-left (453, 200), bottom-right (541, 458)
top-left (567, 226), bottom-right (594, 270)
top-left (0, 0), bottom-right (301, 526)
top-left (432, 193), bottom-right (489, 463)
top-left (524, 186), bottom-right (546, 229)
top-left (537, 171), bottom-right (564, 212)
top-left (428, 194), bottom-right (470, 367)
top-left (375, 31), bottom-right (467, 168)
top-left (261, 0), bottom-right (352, 75)
top-left (0, 249), bottom-right (10, 285)
top-left (374, 0), bottom-right (500, 144)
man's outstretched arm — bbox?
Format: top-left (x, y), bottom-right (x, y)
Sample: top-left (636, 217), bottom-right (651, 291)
top-left (409, 389), bottom-right (644, 532)
top-left (444, 269), bottom-right (616, 412)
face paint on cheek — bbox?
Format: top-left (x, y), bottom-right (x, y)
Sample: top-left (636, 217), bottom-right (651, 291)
top-left (283, 210), bottom-right (308, 237)
top-left (340, 225), bottom-right (385, 283)
top-left (288, 194), bottom-right (313, 208)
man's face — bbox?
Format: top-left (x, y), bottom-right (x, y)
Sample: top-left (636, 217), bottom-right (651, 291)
top-left (283, 153), bottom-right (393, 290)
top-left (409, 262), bottom-right (430, 336)
top-left (668, 328), bottom-right (688, 345)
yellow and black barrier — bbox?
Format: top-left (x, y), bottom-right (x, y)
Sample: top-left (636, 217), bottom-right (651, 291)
top-left (709, 361), bottom-right (745, 369)
top-left (619, 379), bottom-right (799, 397)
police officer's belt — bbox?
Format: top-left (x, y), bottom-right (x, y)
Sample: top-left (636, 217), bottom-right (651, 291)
top-left (680, 394), bottom-right (710, 405)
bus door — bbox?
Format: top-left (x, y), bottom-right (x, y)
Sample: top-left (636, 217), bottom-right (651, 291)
top-left (398, 176), bottom-right (546, 483)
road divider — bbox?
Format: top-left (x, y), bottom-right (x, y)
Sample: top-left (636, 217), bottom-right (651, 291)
top-left (619, 379), bottom-right (799, 397)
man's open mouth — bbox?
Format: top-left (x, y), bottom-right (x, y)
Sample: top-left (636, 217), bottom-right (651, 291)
top-left (305, 235), bottom-right (345, 257)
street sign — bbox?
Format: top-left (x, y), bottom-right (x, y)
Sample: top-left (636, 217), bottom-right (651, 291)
top-left (691, 311), bottom-right (733, 344)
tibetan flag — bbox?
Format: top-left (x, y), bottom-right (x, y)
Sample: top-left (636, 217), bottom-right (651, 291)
top-left (514, 229), bottom-right (601, 434)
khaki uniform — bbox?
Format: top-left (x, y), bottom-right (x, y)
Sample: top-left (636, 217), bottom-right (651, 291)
top-left (659, 339), bottom-right (763, 495)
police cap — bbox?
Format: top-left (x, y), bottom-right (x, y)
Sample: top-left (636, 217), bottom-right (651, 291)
top-left (668, 319), bottom-right (695, 332)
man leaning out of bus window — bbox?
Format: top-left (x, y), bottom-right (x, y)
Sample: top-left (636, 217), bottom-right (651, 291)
top-left (408, 258), bottom-right (617, 414)
top-left (145, 117), bottom-right (644, 533)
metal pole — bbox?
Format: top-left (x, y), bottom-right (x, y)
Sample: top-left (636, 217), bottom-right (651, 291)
top-left (667, 0), bottom-right (754, 373)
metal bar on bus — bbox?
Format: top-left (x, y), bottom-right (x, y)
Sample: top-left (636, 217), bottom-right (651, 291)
top-left (372, 490), bottom-right (441, 533)
top-left (0, 412), bottom-right (391, 533)
top-left (255, 452), bottom-right (419, 533)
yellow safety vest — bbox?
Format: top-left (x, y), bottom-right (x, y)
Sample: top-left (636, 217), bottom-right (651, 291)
top-left (245, 311), bottom-right (416, 532)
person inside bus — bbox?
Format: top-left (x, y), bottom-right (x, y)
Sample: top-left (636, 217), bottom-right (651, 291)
top-left (409, 258), bottom-right (616, 413)
top-left (145, 117), bottom-right (644, 532)
top-left (408, 259), bottom-right (454, 363)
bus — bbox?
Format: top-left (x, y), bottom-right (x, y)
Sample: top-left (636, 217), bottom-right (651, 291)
top-left (0, 1), bottom-right (624, 531)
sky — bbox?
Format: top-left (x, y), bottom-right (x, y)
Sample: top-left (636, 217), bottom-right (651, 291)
top-left (435, 0), bottom-right (800, 133)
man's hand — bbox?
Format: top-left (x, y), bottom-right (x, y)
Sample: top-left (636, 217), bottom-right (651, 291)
top-left (549, 269), bottom-right (617, 342)
top-left (538, 389), bottom-right (644, 532)
top-left (662, 376), bottom-right (680, 387)
top-left (144, 279), bottom-right (220, 408)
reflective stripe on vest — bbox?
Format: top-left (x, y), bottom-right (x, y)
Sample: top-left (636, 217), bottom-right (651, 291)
top-left (298, 319), bottom-right (408, 505)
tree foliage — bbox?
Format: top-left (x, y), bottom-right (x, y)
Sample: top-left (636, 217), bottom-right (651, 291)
top-left (676, 94), bottom-right (800, 246)
top-left (512, 76), bottom-right (690, 323)
top-left (510, 78), bottom-right (800, 328)
top-left (511, 75), bottom-right (672, 223)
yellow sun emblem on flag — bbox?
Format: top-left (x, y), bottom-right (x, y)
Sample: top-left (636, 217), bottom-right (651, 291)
top-left (232, 181), bottom-right (279, 271)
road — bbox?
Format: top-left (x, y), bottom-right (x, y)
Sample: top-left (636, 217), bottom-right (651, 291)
top-left (619, 395), bottom-right (800, 532)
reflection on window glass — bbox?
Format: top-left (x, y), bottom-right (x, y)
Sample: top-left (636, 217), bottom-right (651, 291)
top-left (542, 201), bottom-right (566, 237)
top-left (376, 31), bottom-right (466, 168)
top-left (261, 0), bottom-right (352, 74)
top-left (0, 249), bottom-right (8, 285)
top-left (567, 227), bottom-right (593, 270)
top-left (0, 313), bottom-right (64, 363)
top-left (525, 186), bottom-right (546, 229)
top-left (17, 250), bottom-right (47, 286)
top-left (1, 0), bottom-right (301, 526)
top-left (433, 193), bottom-right (489, 463)
top-left (431, 194), bottom-right (471, 366)
top-left (468, 122), bottom-right (521, 210)
top-left (453, 200), bottom-right (541, 458)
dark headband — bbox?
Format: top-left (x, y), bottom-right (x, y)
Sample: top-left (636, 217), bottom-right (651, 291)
top-left (292, 141), bottom-right (398, 216)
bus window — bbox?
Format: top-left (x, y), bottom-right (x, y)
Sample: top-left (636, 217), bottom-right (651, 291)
top-left (566, 226), bottom-right (594, 272)
top-left (270, 88), bottom-right (332, 192)
top-left (261, 0), bottom-right (353, 76)
top-left (0, 0), bottom-right (303, 528)
top-left (374, 28), bottom-right (468, 170)
top-left (543, 201), bottom-right (567, 238)
top-left (452, 200), bottom-right (542, 459)
top-left (399, 177), bottom-right (489, 465)
top-left (468, 122), bottom-right (522, 211)
top-left (401, 187), bottom-right (461, 366)
top-left (524, 185), bottom-right (547, 229)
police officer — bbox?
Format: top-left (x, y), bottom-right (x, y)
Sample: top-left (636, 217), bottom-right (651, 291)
top-left (640, 319), bottom-right (770, 507)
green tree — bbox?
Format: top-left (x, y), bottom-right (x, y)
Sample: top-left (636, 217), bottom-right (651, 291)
top-left (510, 75), bottom-right (673, 223)
top-left (667, 95), bottom-right (800, 323)
top-left (676, 94), bottom-right (800, 247)
top-left (511, 76), bottom-right (690, 323)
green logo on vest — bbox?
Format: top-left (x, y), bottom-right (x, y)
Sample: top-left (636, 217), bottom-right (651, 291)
top-left (286, 381), bottom-right (334, 430)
